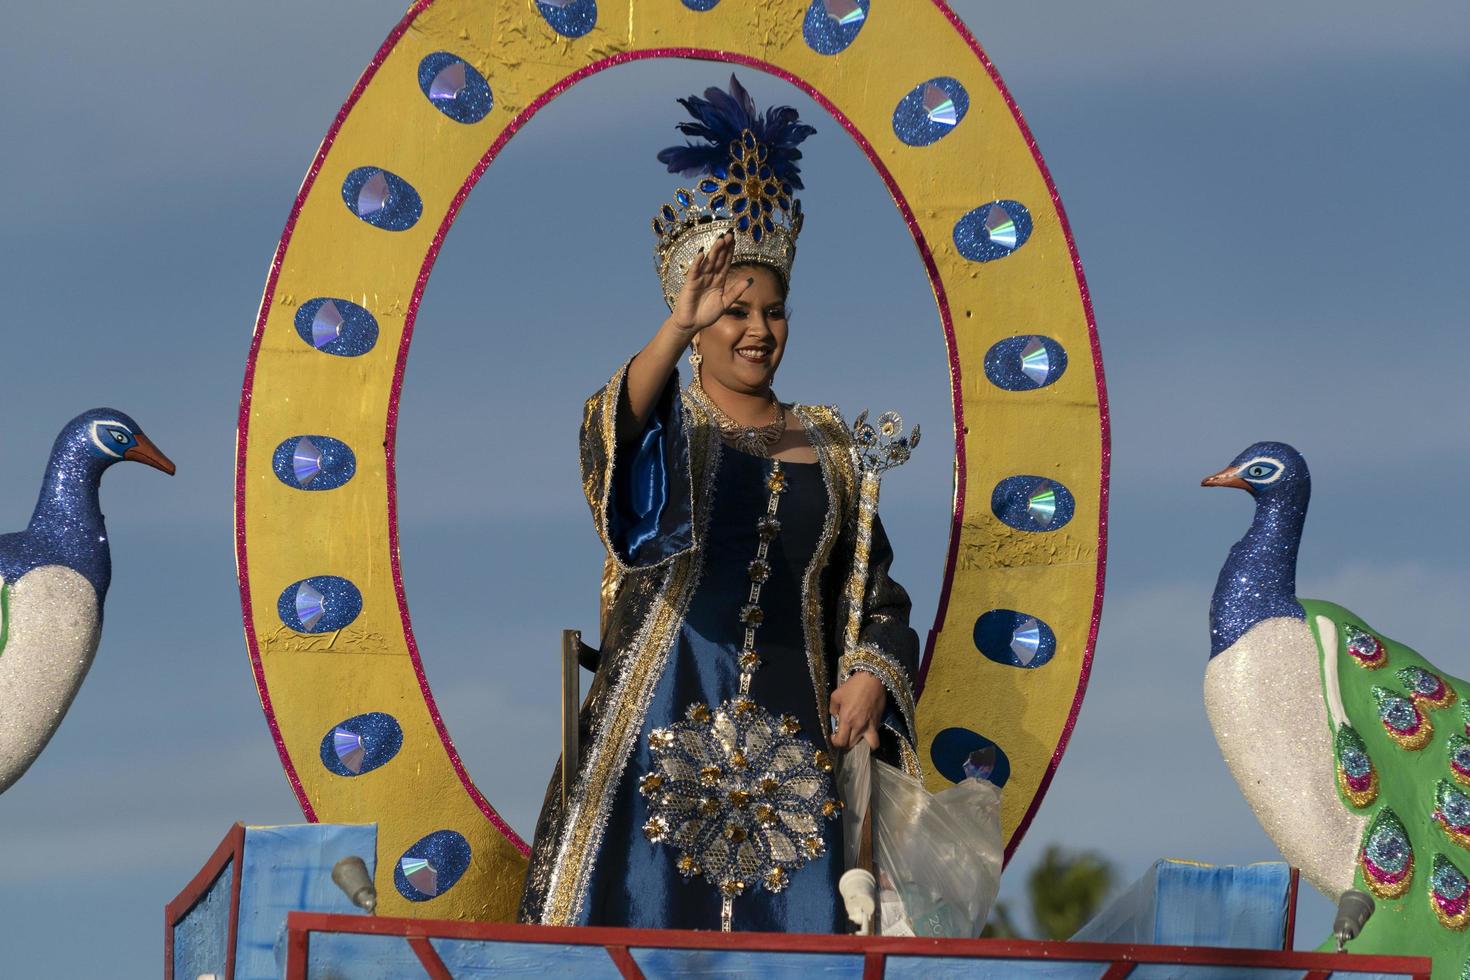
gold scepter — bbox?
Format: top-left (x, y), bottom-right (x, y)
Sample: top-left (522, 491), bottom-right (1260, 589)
top-left (837, 409), bottom-right (919, 935)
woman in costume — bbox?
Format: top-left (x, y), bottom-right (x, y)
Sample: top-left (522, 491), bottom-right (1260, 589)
top-left (519, 76), bottom-right (920, 933)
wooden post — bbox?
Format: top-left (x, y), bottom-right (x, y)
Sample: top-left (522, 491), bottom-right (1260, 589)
top-left (561, 629), bottom-right (581, 809)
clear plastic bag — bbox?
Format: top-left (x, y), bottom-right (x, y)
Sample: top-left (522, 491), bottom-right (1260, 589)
top-left (839, 742), bottom-right (1004, 937)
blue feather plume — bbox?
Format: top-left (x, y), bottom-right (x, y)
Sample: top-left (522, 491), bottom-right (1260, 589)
top-left (656, 75), bottom-right (816, 190)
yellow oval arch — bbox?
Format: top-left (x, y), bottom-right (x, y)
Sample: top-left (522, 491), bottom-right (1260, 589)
top-left (236, 0), bottom-right (1107, 922)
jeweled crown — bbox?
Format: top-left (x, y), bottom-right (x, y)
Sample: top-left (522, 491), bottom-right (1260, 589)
top-left (653, 76), bottom-right (815, 309)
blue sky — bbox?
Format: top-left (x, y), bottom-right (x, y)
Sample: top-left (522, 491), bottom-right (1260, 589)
top-left (0, 0), bottom-right (1466, 973)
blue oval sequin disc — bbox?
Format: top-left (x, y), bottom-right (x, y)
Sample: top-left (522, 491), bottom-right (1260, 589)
top-left (340, 167), bottom-right (423, 231)
top-left (931, 728), bottom-right (1011, 788)
top-left (802, 0), bottom-right (869, 55)
top-left (395, 830), bottom-right (472, 901)
top-left (319, 712), bottom-right (404, 777)
top-left (271, 435), bottom-right (357, 492)
top-left (983, 335), bottom-right (1068, 391)
top-left (293, 298), bottom-right (378, 357)
top-left (277, 576), bottom-right (363, 634)
top-left (974, 610), bottom-right (1057, 669)
top-left (991, 475), bottom-right (1076, 532)
top-left (417, 52), bottom-right (494, 124)
top-left (535, 0), bottom-right (597, 38)
top-left (892, 77), bottom-right (969, 146)
top-left (954, 201), bottom-right (1033, 262)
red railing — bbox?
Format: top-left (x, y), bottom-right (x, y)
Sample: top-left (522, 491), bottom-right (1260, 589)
top-left (284, 911), bottom-right (1432, 979)
top-left (165, 823), bottom-right (245, 980)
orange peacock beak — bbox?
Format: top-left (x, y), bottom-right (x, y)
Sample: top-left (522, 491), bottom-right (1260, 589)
top-left (1201, 466), bottom-right (1250, 491)
top-left (124, 433), bottom-right (176, 475)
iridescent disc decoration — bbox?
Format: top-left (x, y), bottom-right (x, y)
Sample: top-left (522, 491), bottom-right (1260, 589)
top-left (974, 609), bottom-right (1056, 669)
top-left (892, 77), bottom-right (969, 147)
top-left (340, 167), bottom-right (423, 231)
top-left (271, 435), bottom-right (356, 492)
top-left (990, 475), bottom-right (1076, 533)
top-left (292, 298), bottom-right (379, 357)
top-left (983, 335), bottom-right (1068, 391)
top-left (319, 712), bottom-right (404, 777)
top-left (954, 200), bottom-right (1033, 262)
top-left (929, 728), bottom-right (1011, 788)
top-left (394, 830), bottom-right (472, 901)
top-left (276, 576), bottom-right (363, 634)
top-left (802, 0), bottom-right (869, 55)
top-left (417, 52), bottom-right (494, 124)
top-left (1359, 807), bottom-right (1414, 899)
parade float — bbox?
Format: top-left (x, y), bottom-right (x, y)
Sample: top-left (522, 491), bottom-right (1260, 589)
top-left (139, 0), bottom-right (1446, 975)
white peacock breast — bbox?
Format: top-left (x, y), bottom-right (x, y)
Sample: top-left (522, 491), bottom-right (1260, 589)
top-left (0, 565), bottom-right (101, 793)
top-left (1204, 615), bottom-right (1365, 899)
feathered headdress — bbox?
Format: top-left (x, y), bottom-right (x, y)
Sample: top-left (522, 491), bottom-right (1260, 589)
top-left (652, 75), bottom-right (816, 309)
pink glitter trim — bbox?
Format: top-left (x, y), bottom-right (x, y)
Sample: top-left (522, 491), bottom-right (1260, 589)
top-left (237, 0), bottom-right (1108, 868)
top-left (923, 0), bottom-right (1110, 864)
top-left (235, 0), bottom-right (437, 824)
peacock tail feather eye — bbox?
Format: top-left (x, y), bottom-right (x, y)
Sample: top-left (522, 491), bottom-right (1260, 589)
top-left (1438, 780), bottom-right (1470, 849)
top-left (1452, 735), bottom-right (1470, 789)
top-left (1334, 725), bottom-right (1379, 808)
top-left (1373, 686), bottom-right (1434, 750)
top-left (1344, 624), bottom-right (1388, 669)
top-left (1360, 807), bottom-right (1415, 899)
top-left (1432, 853), bottom-right (1470, 930)
top-left (1398, 664), bottom-right (1459, 710)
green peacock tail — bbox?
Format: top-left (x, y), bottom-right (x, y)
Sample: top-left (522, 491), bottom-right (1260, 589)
top-left (1303, 599), bottom-right (1470, 976)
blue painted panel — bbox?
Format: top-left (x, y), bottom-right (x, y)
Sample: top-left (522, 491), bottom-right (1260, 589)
top-left (304, 933), bottom-right (422, 979)
top-left (172, 859), bottom-right (232, 980)
top-left (237, 823), bottom-right (377, 980)
top-left (631, 948), bottom-right (865, 977)
top-left (886, 958), bottom-right (1103, 979)
top-left (433, 938), bottom-right (624, 977)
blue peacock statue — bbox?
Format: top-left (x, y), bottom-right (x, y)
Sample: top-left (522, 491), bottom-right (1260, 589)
top-left (1205, 441), bottom-right (1470, 973)
top-left (0, 409), bottom-right (174, 794)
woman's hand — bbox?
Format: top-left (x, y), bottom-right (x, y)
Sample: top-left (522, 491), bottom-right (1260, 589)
top-left (829, 671), bottom-right (886, 751)
top-left (670, 230), bottom-right (753, 337)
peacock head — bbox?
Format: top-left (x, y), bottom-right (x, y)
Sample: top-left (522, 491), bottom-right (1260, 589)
top-left (1201, 441), bottom-right (1308, 499)
top-left (59, 408), bottom-right (176, 476)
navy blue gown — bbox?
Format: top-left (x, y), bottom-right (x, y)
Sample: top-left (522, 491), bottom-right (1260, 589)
top-left (578, 447), bottom-right (845, 932)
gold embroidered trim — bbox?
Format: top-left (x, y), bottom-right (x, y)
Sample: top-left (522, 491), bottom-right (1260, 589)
top-left (543, 389), bottom-right (722, 925)
top-left (791, 404), bottom-right (852, 749)
top-left (839, 643), bottom-right (917, 744)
